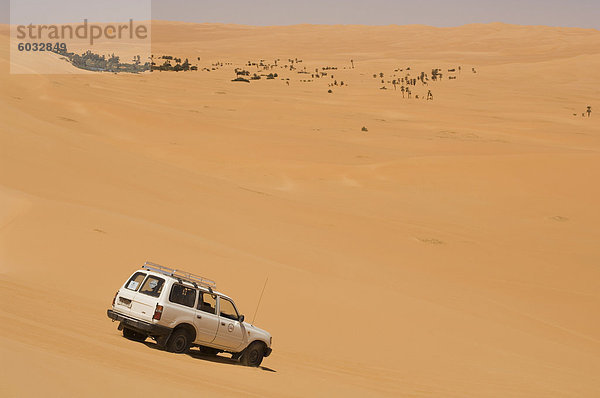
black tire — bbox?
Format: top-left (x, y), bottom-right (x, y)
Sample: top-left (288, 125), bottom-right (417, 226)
top-left (166, 329), bottom-right (191, 354)
top-left (240, 342), bottom-right (265, 367)
top-left (122, 327), bottom-right (147, 342)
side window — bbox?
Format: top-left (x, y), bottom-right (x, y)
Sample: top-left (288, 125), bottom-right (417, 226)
top-left (169, 284), bottom-right (197, 308)
top-left (139, 276), bottom-right (165, 298)
top-left (219, 298), bottom-right (239, 321)
top-left (125, 272), bottom-right (146, 291)
top-left (197, 292), bottom-right (216, 315)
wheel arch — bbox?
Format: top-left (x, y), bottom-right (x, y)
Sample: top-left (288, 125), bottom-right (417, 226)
top-left (247, 339), bottom-right (268, 352)
top-left (173, 322), bottom-right (197, 342)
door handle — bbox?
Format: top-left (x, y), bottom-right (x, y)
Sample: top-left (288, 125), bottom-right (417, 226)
top-left (197, 315), bottom-right (202, 319)
top-left (221, 322), bottom-right (225, 326)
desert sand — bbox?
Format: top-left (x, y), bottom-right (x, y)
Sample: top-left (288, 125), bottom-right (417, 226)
top-left (1, 21), bottom-right (599, 397)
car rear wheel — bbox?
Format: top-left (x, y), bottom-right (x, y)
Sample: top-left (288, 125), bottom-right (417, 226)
top-left (122, 327), bottom-right (147, 342)
top-left (166, 329), bottom-right (191, 353)
top-left (240, 342), bottom-right (265, 367)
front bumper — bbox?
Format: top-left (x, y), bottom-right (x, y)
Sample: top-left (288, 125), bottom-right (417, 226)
top-left (107, 309), bottom-right (172, 337)
top-left (264, 347), bottom-right (273, 357)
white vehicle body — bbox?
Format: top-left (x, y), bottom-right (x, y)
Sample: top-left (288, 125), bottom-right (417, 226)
top-left (107, 262), bottom-right (272, 365)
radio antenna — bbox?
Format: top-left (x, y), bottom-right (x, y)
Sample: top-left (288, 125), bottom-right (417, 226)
top-left (251, 277), bottom-right (269, 325)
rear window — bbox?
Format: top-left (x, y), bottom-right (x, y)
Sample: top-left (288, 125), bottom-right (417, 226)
top-left (169, 284), bottom-right (197, 308)
top-left (125, 272), bottom-right (146, 291)
top-left (139, 276), bottom-right (165, 298)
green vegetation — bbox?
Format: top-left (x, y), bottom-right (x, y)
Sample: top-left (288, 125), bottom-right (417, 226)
top-left (152, 56), bottom-right (197, 72)
top-left (53, 48), bottom-right (150, 73)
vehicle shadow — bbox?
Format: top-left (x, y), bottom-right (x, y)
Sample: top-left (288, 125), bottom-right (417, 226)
top-left (187, 349), bottom-right (277, 372)
top-left (142, 340), bottom-right (277, 372)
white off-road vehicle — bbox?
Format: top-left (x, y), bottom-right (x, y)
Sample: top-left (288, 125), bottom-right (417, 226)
top-left (107, 262), bottom-right (272, 367)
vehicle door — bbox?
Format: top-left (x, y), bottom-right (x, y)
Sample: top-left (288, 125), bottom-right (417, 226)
top-left (193, 291), bottom-right (220, 344)
top-left (115, 271), bottom-right (147, 316)
top-left (130, 275), bottom-right (166, 322)
top-left (212, 296), bottom-right (244, 350)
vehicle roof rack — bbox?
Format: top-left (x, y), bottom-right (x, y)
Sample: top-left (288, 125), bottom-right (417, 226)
top-left (142, 261), bottom-right (217, 290)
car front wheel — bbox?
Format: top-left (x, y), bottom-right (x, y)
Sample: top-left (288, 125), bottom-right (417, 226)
top-left (240, 342), bottom-right (265, 367)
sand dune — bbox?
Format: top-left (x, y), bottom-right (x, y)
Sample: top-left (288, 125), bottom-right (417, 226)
top-left (1, 21), bottom-right (599, 397)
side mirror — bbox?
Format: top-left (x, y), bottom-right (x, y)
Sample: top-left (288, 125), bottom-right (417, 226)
top-left (238, 314), bottom-right (245, 323)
